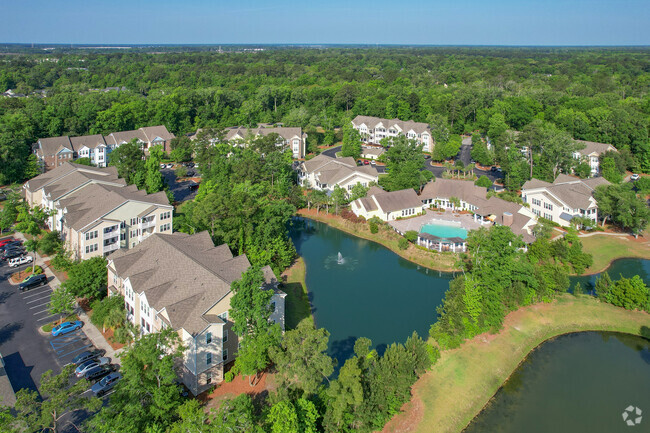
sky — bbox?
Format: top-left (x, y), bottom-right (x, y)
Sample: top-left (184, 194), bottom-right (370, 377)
top-left (2, 0), bottom-right (648, 46)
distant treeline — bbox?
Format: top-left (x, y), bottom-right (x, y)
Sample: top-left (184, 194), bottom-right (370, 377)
top-left (0, 47), bottom-right (648, 183)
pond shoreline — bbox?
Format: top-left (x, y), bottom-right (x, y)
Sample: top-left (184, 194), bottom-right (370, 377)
top-left (296, 209), bottom-right (461, 273)
top-left (381, 295), bottom-right (650, 433)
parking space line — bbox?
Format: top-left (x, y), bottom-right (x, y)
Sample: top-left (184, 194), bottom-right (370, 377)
top-left (37, 314), bottom-right (57, 322)
top-left (23, 288), bottom-right (52, 298)
top-left (57, 344), bottom-right (93, 359)
top-left (33, 308), bottom-right (51, 315)
top-left (51, 336), bottom-right (83, 350)
top-left (26, 295), bottom-right (51, 304)
top-left (29, 302), bottom-right (50, 309)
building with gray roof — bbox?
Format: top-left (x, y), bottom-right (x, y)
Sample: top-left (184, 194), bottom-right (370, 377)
top-left (107, 231), bottom-right (285, 395)
top-left (297, 154), bottom-right (379, 194)
top-left (352, 115), bottom-right (433, 152)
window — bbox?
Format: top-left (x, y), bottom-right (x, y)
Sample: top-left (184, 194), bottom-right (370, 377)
top-left (85, 244), bottom-right (98, 254)
top-left (218, 311), bottom-right (228, 322)
top-left (159, 211), bottom-right (171, 221)
top-left (206, 353), bottom-right (212, 365)
top-left (544, 213), bottom-right (553, 220)
top-left (532, 198), bottom-right (541, 207)
top-left (85, 230), bottom-right (98, 241)
top-left (206, 332), bottom-right (212, 344)
top-left (544, 202), bottom-right (553, 211)
top-left (159, 223), bottom-right (171, 232)
top-left (223, 349), bottom-right (228, 361)
top-left (206, 372), bottom-right (212, 384)
top-left (223, 330), bottom-right (228, 343)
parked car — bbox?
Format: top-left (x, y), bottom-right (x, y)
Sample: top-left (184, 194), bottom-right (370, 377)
top-left (363, 160), bottom-right (370, 165)
top-left (51, 320), bottom-right (83, 337)
top-left (8, 255), bottom-right (33, 268)
top-left (75, 357), bottom-right (110, 377)
top-left (71, 349), bottom-right (106, 366)
top-left (0, 240), bottom-right (23, 251)
top-left (424, 154), bottom-right (431, 159)
top-left (356, 160), bottom-right (363, 165)
top-left (370, 160), bottom-right (376, 165)
top-left (19, 273), bottom-right (48, 291)
top-left (160, 163), bottom-right (166, 169)
top-left (2, 249), bottom-right (26, 262)
top-left (166, 163), bottom-right (174, 169)
top-left (84, 364), bottom-right (117, 382)
top-left (91, 372), bottom-right (122, 396)
top-left (631, 174), bottom-right (640, 181)
top-left (186, 171), bottom-right (195, 177)
top-left (0, 238), bottom-right (19, 248)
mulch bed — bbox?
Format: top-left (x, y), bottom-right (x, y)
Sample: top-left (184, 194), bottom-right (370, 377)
top-left (43, 260), bottom-right (68, 283)
top-left (200, 371), bottom-right (276, 410)
top-left (10, 268), bottom-right (37, 283)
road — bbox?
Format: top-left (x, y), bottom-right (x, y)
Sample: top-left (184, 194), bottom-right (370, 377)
top-left (321, 145), bottom-right (341, 158)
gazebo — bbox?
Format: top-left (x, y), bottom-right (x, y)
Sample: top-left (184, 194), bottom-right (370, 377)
top-left (417, 232), bottom-right (467, 252)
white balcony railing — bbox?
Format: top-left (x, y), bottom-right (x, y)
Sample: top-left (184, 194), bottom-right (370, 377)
top-left (140, 220), bottom-right (156, 229)
top-left (103, 243), bottom-right (120, 253)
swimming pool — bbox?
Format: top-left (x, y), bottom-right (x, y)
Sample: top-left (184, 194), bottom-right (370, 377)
top-left (420, 223), bottom-right (468, 239)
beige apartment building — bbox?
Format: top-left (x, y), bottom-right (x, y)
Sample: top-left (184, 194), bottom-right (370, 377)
top-left (23, 162), bottom-right (172, 260)
top-left (107, 231), bottom-right (286, 395)
top-left (351, 115), bottom-right (433, 152)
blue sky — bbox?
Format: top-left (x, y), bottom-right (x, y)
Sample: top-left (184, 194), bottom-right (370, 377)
top-left (2, 0), bottom-right (648, 45)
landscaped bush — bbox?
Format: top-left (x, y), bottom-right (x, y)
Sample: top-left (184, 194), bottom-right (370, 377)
top-left (369, 221), bottom-right (378, 233)
top-left (224, 371), bottom-right (234, 383)
top-left (398, 237), bottom-right (409, 250)
top-left (474, 175), bottom-right (492, 188)
top-left (340, 209), bottom-right (365, 224)
top-left (405, 230), bottom-right (418, 243)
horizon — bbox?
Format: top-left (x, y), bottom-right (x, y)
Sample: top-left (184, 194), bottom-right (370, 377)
top-left (2, 0), bottom-right (649, 46)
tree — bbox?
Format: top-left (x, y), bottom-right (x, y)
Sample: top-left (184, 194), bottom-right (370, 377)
top-left (595, 271), bottom-right (613, 300)
top-left (170, 136), bottom-right (194, 162)
top-left (48, 286), bottom-right (76, 323)
top-left (109, 138), bottom-right (145, 184)
top-left (471, 138), bottom-right (493, 166)
top-left (24, 154), bottom-right (42, 178)
top-left (341, 123), bottom-right (362, 159)
top-left (39, 230), bottom-right (63, 256)
top-left (349, 182), bottom-right (369, 201)
top-left (379, 135), bottom-right (431, 192)
top-left (267, 399), bottom-right (319, 433)
top-left (605, 275), bottom-right (649, 311)
top-left (144, 145), bottom-right (166, 193)
top-left (14, 203), bottom-right (48, 273)
top-left (270, 319), bottom-right (335, 398)
top-left (323, 357), bottom-right (364, 433)
top-left (90, 295), bottom-right (125, 333)
top-left (74, 157), bottom-right (93, 166)
top-left (474, 175), bottom-right (492, 188)
top-left (230, 267), bottom-right (280, 386)
top-left (601, 156), bottom-right (622, 183)
top-left (0, 191), bottom-right (21, 233)
top-left (88, 328), bottom-right (185, 433)
top-left (594, 184), bottom-right (650, 235)
top-left (14, 365), bottom-right (101, 433)
top-left (63, 256), bottom-right (108, 300)
top-left (329, 185), bottom-right (348, 214)
top-left (432, 134), bottom-right (462, 162)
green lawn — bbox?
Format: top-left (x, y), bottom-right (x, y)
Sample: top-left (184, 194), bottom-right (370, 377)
top-left (581, 234), bottom-right (650, 274)
top-left (281, 257), bottom-right (313, 329)
top-left (385, 295), bottom-right (650, 433)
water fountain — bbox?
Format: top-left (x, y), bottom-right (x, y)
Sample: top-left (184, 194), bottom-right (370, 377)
top-left (337, 251), bottom-right (345, 265)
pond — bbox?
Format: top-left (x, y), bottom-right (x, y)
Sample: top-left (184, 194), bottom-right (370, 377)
top-left (289, 218), bottom-right (454, 362)
top-left (289, 216), bottom-right (650, 366)
top-left (463, 332), bottom-right (650, 433)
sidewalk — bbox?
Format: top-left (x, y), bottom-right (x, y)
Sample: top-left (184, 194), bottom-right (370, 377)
top-left (12, 232), bottom-right (122, 362)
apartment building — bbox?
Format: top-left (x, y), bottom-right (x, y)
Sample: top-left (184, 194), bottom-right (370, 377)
top-left (107, 231), bottom-right (286, 395)
top-left (572, 140), bottom-right (618, 176)
top-left (351, 115), bottom-right (433, 152)
top-left (297, 154), bottom-right (379, 194)
top-left (351, 186), bottom-right (425, 221)
top-left (33, 125), bottom-right (174, 171)
top-left (24, 162), bottom-right (172, 260)
top-left (521, 174), bottom-right (610, 227)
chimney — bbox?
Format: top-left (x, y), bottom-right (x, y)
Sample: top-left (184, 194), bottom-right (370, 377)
top-left (503, 212), bottom-right (513, 226)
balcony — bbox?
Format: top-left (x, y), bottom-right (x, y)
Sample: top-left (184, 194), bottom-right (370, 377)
top-left (103, 243), bottom-right (120, 253)
top-left (139, 219), bottom-right (156, 229)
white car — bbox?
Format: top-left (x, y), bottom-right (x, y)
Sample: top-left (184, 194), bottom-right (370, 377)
top-left (160, 163), bottom-right (166, 169)
top-left (631, 174), bottom-right (640, 181)
top-left (166, 163), bottom-right (174, 169)
top-left (8, 255), bottom-right (33, 268)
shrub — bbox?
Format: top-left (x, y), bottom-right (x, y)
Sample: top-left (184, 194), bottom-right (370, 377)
top-left (340, 209), bottom-right (365, 224)
top-left (224, 371), bottom-right (234, 383)
top-left (405, 230), bottom-right (418, 243)
top-left (398, 238), bottom-right (409, 250)
top-left (474, 175), bottom-right (492, 188)
top-left (369, 221), bottom-right (378, 234)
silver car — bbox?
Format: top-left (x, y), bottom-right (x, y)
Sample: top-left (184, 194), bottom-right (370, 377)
top-left (75, 357), bottom-right (110, 377)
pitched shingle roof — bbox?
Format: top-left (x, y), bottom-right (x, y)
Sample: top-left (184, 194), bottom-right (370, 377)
top-left (70, 134), bottom-right (107, 150)
top-left (225, 126), bottom-right (304, 142)
top-left (574, 140), bottom-right (617, 157)
top-left (370, 188), bottom-right (422, 213)
top-left (352, 115), bottom-right (431, 135)
top-left (37, 136), bottom-right (74, 158)
top-left (25, 162), bottom-right (124, 194)
top-left (420, 179), bottom-right (487, 204)
top-left (522, 175), bottom-right (610, 210)
top-left (110, 232), bottom-right (277, 335)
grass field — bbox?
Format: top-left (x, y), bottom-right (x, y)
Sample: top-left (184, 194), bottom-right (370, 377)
top-left (384, 295), bottom-right (650, 433)
top-left (581, 234), bottom-right (650, 274)
top-left (281, 257), bottom-right (313, 329)
top-left (298, 209), bottom-right (460, 272)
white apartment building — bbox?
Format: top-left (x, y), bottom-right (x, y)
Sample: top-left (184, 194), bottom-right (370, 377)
top-left (351, 115), bottom-right (433, 152)
top-left (572, 140), bottom-right (618, 176)
top-left (107, 231), bottom-right (285, 395)
top-left (297, 154), bottom-right (379, 194)
top-left (521, 174), bottom-right (610, 227)
top-left (24, 162), bottom-right (172, 260)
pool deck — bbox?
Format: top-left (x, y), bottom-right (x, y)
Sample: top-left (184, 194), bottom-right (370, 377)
top-left (389, 209), bottom-right (487, 235)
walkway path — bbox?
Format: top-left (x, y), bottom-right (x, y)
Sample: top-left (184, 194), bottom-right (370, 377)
top-left (11, 233), bottom-right (122, 361)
